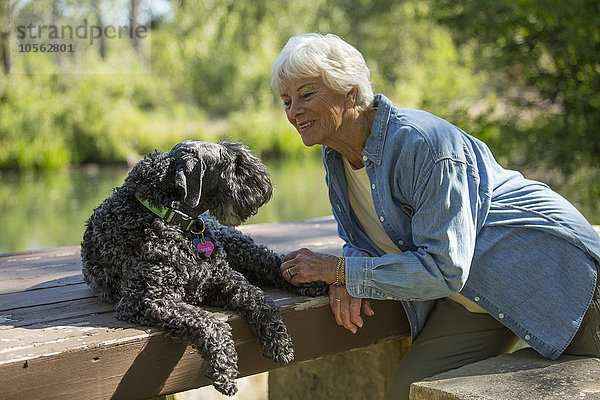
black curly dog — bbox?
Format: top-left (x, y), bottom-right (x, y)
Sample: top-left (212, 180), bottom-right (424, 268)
top-left (81, 140), bottom-right (326, 396)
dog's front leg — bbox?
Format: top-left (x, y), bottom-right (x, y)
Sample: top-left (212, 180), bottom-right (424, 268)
top-left (210, 224), bottom-right (286, 285)
top-left (115, 295), bottom-right (240, 396)
top-left (212, 271), bottom-right (294, 366)
top-left (211, 222), bottom-right (329, 296)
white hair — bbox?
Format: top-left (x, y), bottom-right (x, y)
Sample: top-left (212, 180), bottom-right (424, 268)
top-left (271, 33), bottom-right (374, 111)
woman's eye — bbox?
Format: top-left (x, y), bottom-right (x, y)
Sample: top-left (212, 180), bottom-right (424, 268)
top-left (302, 92), bottom-right (314, 99)
top-left (282, 99), bottom-right (291, 108)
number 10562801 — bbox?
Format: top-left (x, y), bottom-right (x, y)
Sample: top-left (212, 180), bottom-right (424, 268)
top-left (18, 43), bottom-right (74, 53)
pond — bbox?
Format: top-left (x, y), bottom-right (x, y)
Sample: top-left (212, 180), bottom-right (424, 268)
top-left (1, 156), bottom-right (598, 254)
top-left (0, 157), bottom-right (331, 254)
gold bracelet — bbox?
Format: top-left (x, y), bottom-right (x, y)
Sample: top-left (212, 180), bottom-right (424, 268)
top-left (334, 256), bottom-right (346, 286)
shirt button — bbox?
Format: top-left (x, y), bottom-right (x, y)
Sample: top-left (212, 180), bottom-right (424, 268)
top-left (371, 183), bottom-right (376, 190)
top-left (498, 313), bottom-right (505, 319)
top-left (398, 240), bottom-right (404, 246)
top-left (525, 334), bottom-right (531, 340)
top-left (379, 216), bottom-right (385, 222)
top-left (362, 155), bottom-right (368, 162)
top-left (474, 297), bottom-right (480, 302)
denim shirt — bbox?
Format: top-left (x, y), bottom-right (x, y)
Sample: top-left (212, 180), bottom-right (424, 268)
top-left (323, 94), bottom-right (600, 360)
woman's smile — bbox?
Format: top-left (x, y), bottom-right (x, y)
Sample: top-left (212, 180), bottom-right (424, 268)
top-left (297, 120), bottom-right (315, 133)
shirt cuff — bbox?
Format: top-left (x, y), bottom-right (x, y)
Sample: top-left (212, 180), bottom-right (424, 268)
top-left (345, 256), bottom-right (376, 298)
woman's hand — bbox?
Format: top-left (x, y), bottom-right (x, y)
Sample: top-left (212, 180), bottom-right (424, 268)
top-left (281, 248), bottom-right (374, 332)
top-left (329, 284), bottom-right (374, 334)
top-left (281, 248), bottom-right (338, 285)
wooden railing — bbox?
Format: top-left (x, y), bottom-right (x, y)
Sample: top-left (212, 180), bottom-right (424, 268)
top-left (0, 217), bottom-right (409, 399)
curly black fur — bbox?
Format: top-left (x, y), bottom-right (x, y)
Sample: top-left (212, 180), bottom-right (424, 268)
top-left (81, 140), bottom-right (326, 396)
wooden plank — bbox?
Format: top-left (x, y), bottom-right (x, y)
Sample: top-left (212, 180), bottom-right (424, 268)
top-left (239, 216), bottom-right (344, 255)
top-left (0, 297), bottom-right (115, 329)
top-left (0, 218), bottom-right (338, 295)
top-left (0, 273), bottom-right (83, 296)
top-left (0, 217), bottom-right (411, 399)
top-left (0, 282), bottom-right (91, 311)
top-left (0, 287), bottom-right (406, 363)
top-left (0, 246), bottom-right (80, 266)
top-left (0, 248), bottom-right (82, 295)
top-left (0, 297), bottom-right (408, 400)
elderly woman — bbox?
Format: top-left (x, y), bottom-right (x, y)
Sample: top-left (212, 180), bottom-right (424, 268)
top-left (271, 33), bottom-right (600, 399)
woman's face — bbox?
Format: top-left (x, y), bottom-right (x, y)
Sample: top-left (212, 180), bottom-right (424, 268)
top-left (279, 77), bottom-right (349, 147)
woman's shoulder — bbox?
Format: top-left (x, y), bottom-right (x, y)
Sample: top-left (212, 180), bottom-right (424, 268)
top-left (372, 96), bottom-right (452, 144)
top-left (389, 107), bottom-right (461, 139)
top-left (385, 107), bottom-right (470, 163)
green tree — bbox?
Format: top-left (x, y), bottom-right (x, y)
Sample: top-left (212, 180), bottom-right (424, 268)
top-left (431, 0), bottom-right (600, 170)
top-left (167, 0), bottom-right (339, 114)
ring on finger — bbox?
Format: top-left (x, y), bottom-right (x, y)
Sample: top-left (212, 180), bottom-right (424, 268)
top-left (334, 298), bottom-right (341, 302)
top-left (286, 268), bottom-right (294, 278)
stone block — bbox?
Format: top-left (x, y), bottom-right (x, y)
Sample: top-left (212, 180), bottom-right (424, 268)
top-left (269, 337), bottom-right (410, 400)
top-left (410, 348), bottom-right (600, 400)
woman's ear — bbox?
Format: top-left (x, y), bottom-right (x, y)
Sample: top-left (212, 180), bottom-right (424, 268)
top-left (345, 87), bottom-right (358, 108)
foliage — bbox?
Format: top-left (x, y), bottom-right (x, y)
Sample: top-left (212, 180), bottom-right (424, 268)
top-left (227, 107), bottom-right (321, 159)
top-left (431, 0), bottom-right (600, 171)
top-left (1, 0), bottom-right (598, 177)
top-left (0, 75), bottom-right (70, 170)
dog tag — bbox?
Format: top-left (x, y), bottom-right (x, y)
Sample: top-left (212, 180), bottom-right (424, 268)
top-left (193, 237), bottom-right (214, 258)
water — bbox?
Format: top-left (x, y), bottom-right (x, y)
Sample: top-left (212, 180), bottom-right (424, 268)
top-left (1, 158), bottom-right (598, 254)
top-left (0, 157), bottom-right (331, 254)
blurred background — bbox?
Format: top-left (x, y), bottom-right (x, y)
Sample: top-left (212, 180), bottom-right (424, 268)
top-left (1, 0), bottom-right (599, 253)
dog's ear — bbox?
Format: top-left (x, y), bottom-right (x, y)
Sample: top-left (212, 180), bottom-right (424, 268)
top-left (221, 141), bottom-right (272, 208)
top-left (171, 142), bottom-right (206, 208)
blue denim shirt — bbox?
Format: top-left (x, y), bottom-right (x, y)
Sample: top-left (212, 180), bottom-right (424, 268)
top-left (323, 94), bottom-right (600, 360)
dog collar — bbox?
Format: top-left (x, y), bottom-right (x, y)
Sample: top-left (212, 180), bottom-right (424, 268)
top-left (135, 193), bottom-right (205, 234)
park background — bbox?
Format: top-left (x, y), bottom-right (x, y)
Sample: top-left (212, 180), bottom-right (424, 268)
top-left (0, 1), bottom-right (599, 398)
top-left (1, 0), bottom-right (599, 255)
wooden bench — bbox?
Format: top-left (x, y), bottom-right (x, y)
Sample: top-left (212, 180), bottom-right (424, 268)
top-left (0, 216), bottom-right (410, 400)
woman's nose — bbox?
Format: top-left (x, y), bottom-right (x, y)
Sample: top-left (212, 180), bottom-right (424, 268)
top-left (288, 100), bottom-right (304, 119)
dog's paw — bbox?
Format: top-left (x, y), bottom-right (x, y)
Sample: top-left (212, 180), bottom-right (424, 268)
top-left (207, 367), bottom-right (239, 396)
top-left (204, 351), bottom-right (239, 397)
top-left (298, 280), bottom-right (328, 296)
top-left (213, 379), bottom-right (238, 397)
top-left (269, 339), bottom-right (294, 365)
top-left (262, 328), bottom-right (294, 365)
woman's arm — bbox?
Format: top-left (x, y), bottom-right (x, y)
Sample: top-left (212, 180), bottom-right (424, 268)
top-left (285, 158), bottom-right (481, 300)
top-left (345, 157), bottom-right (481, 301)
top-left (282, 157), bottom-right (483, 332)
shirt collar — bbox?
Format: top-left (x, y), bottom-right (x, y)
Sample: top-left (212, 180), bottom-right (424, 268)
top-left (362, 94), bottom-right (393, 165)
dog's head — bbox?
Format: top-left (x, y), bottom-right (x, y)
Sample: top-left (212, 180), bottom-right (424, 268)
top-left (125, 140), bottom-right (272, 226)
